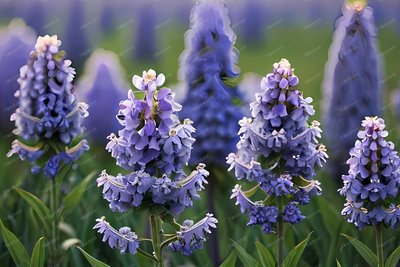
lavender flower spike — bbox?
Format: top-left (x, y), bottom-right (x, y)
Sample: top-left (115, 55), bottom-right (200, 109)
top-left (95, 69), bottom-right (216, 260)
top-left (339, 116), bottom-right (400, 229)
top-left (323, 1), bottom-right (383, 179)
top-left (179, 0), bottom-right (243, 166)
top-left (7, 35), bottom-right (89, 179)
top-left (94, 217), bottom-right (139, 254)
top-left (228, 58), bottom-right (328, 234)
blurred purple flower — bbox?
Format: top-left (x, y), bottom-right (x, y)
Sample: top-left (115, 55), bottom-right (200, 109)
top-left (179, 0), bottom-right (243, 166)
top-left (78, 50), bottom-right (127, 144)
top-left (133, 3), bottom-right (157, 61)
top-left (323, 3), bottom-right (382, 179)
top-left (0, 20), bottom-right (36, 134)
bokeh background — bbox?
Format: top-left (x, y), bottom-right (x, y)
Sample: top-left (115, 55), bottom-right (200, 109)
top-left (0, 0), bottom-right (400, 266)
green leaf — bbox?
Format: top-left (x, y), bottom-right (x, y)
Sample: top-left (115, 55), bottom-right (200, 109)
top-left (231, 239), bottom-right (259, 267)
top-left (385, 244), bottom-right (400, 267)
top-left (255, 241), bottom-right (275, 267)
top-left (220, 251), bottom-right (237, 267)
top-left (30, 237), bottom-right (45, 267)
top-left (60, 171), bottom-right (97, 216)
top-left (341, 233), bottom-right (378, 267)
top-left (0, 219), bottom-right (30, 267)
top-left (76, 246), bottom-right (110, 267)
top-left (283, 232), bottom-right (312, 267)
top-left (14, 187), bottom-right (51, 234)
top-left (336, 259), bottom-right (342, 267)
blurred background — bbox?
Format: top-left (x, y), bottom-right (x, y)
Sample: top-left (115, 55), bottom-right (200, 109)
top-left (0, 0), bottom-right (400, 266)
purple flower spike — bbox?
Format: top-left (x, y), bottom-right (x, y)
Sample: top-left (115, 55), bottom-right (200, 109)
top-left (228, 59), bottom-right (327, 234)
top-left (179, 0), bottom-right (243, 166)
top-left (7, 35), bottom-right (88, 179)
top-left (94, 217), bottom-right (139, 254)
top-left (339, 116), bottom-right (400, 229)
top-left (323, 2), bottom-right (382, 179)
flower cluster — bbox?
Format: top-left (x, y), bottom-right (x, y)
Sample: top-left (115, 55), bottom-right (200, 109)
top-left (322, 2), bottom-right (382, 179)
top-left (339, 116), bottom-right (400, 229)
top-left (7, 35), bottom-right (89, 179)
top-left (95, 69), bottom-right (217, 256)
top-left (228, 58), bottom-right (327, 233)
top-left (179, 0), bottom-right (243, 166)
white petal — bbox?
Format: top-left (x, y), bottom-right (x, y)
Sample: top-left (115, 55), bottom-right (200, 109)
top-left (156, 73), bottom-right (165, 86)
top-left (132, 75), bottom-right (143, 90)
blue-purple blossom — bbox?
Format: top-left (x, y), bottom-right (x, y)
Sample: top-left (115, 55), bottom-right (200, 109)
top-left (339, 116), bottom-right (400, 229)
top-left (323, 2), bottom-right (382, 179)
top-left (78, 50), bottom-right (127, 143)
top-left (0, 20), bottom-right (36, 133)
top-left (96, 69), bottom-right (216, 257)
top-left (228, 59), bottom-right (327, 234)
top-left (179, 0), bottom-right (243, 166)
top-left (168, 214), bottom-right (218, 256)
top-left (94, 217), bottom-right (139, 254)
top-left (7, 35), bottom-right (89, 179)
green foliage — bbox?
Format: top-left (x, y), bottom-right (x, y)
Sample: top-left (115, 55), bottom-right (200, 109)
top-left (385, 244), bottom-right (400, 267)
top-left (283, 232), bottom-right (312, 267)
top-left (220, 251), bottom-right (237, 267)
top-left (0, 219), bottom-right (30, 267)
top-left (30, 237), bottom-right (45, 267)
top-left (231, 239), bottom-right (260, 267)
top-left (341, 234), bottom-right (378, 267)
top-left (255, 241), bottom-right (275, 267)
top-left (76, 246), bottom-right (111, 267)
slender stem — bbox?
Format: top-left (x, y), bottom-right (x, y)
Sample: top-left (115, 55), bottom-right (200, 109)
top-left (150, 215), bottom-right (163, 267)
top-left (160, 236), bottom-right (178, 251)
top-left (137, 247), bottom-right (158, 263)
top-left (49, 178), bottom-right (58, 265)
top-left (277, 199), bottom-right (284, 267)
top-left (376, 223), bottom-right (384, 267)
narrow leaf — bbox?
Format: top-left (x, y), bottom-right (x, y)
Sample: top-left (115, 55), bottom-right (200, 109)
top-left (283, 232), bottom-right (312, 267)
top-left (30, 237), bottom-right (45, 267)
top-left (0, 220), bottom-right (30, 267)
top-left (341, 233), bottom-right (378, 267)
top-left (61, 171), bottom-right (97, 216)
top-left (385, 244), bottom-right (400, 267)
top-left (231, 239), bottom-right (259, 267)
top-left (14, 187), bottom-right (51, 234)
top-left (336, 259), bottom-right (342, 267)
top-left (76, 246), bottom-right (110, 267)
top-left (220, 251), bottom-right (237, 267)
top-left (255, 241), bottom-right (275, 267)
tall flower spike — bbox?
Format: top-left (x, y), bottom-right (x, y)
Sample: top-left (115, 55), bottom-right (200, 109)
top-left (339, 116), bottom-right (400, 229)
top-left (0, 20), bottom-right (36, 134)
top-left (322, 2), bottom-right (382, 179)
top-left (63, 0), bottom-right (90, 68)
top-left (7, 35), bottom-right (89, 179)
top-left (78, 50), bottom-right (128, 143)
top-left (228, 59), bottom-right (328, 234)
top-left (179, 0), bottom-right (243, 166)
top-left (133, 3), bottom-right (157, 62)
top-left (95, 69), bottom-right (216, 258)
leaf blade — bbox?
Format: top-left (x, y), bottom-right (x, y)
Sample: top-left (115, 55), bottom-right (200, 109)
top-left (76, 246), bottom-right (110, 267)
top-left (30, 237), bottom-right (45, 267)
top-left (342, 233), bottom-right (378, 267)
top-left (283, 232), bottom-right (312, 267)
top-left (0, 219), bottom-right (30, 267)
top-left (231, 239), bottom-right (259, 267)
top-left (255, 241), bottom-right (275, 267)
top-left (220, 251), bottom-right (237, 267)
top-left (14, 187), bottom-right (51, 234)
top-left (385, 244), bottom-right (400, 267)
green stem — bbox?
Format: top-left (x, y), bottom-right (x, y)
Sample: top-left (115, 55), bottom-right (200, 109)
top-left (376, 223), bottom-right (384, 267)
top-left (137, 248), bottom-right (158, 263)
top-left (49, 178), bottom-right (58, 265)
top-left (277, 199), bottom-right (284, 267)
top-left (150, 215), bottom-right (163, 267)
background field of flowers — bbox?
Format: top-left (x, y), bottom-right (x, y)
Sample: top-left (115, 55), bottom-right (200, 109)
top-left (0, 0), bottom-right (400, 266)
